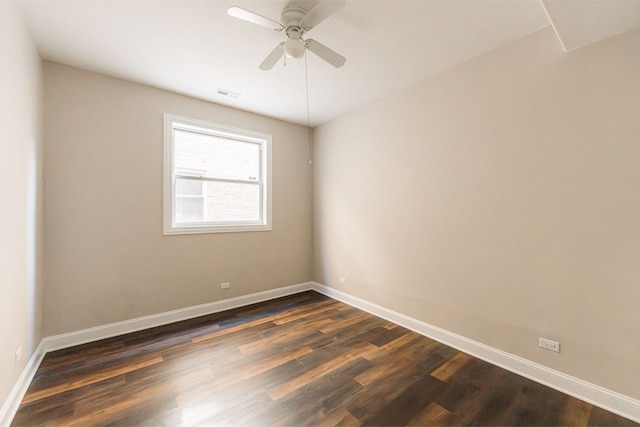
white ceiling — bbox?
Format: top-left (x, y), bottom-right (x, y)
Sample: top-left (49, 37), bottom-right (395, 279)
top-left (15, 0), bottom-right (640, 127)
top-left (542, 0), bottom-right (640, 51)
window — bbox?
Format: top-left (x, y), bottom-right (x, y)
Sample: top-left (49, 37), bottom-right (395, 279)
top-left (164, 114), bottom-right (272, 234)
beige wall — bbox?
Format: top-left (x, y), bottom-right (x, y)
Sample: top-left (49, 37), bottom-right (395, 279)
top-left (313, 26), bottom-right (640, 400)
top-left (0, 1), bottom-right (44, 409)
top-left (43, 62), bottom-right (312, 335)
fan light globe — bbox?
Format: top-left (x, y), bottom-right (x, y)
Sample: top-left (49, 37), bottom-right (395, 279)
top-left (284, 38), bottom-right (306, 59)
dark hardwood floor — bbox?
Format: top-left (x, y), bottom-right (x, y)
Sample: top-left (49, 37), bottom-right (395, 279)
top-left (12, 291), bottom-right (638, 426)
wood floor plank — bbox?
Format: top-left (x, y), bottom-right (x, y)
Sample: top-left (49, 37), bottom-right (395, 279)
top-left (315, 407), bottom-right (361, 427)
top-left (173, 378), bottom-right (273, 425)
top-left (360, 374), bottom-right (449, 426)
top-left (266, 341), bottom-right (378, 400)
top-left (361, 324), bottom-right (410, 347)
top-left (238, 318), bottom-right (333, 354)
top-left (11, 291), bottom-right (639, 426)
top-left (11, 375), bottom-right (128, 427)
top-left (559, 396), bottom-right (593, 426)
top-left (502, 381), bottom-right (568, 426)
top-left (431, 351), bottom-right (475, 382)
top-left (589, 405), bottom-right (637, 426)
top-left (174, 345), bottom-right (314, 405)
top-left (30, 352), bottom-right (88, 377)
top-left (191, 298), bottom-right (339, 343)
top-left (237, 292), bottom-right (320, 316)
top-left (66, 389), bottom-right (177, 427)
top-left (360, 329), bottom-right (424, 359)
top-left (454, 364), bottom-right (528, 426)
top-left (407, 401), bottom-right (465, 426)
top-left (162, 319), bottom-right (275, 363)
top-left (354, 338), bottom-right (440, 387)
top-left (314, 315), bottom-right (391, 350)
top-left (267, 359), bottom-right (370, 427)
top-left (346, 354), bottom-right (452, 423)
top-left (433, 379), bottom-right (479, 414)
top-left (316, 311), bottom-right (371, 335)
top-left (272, 299), bottom-right (343, 326)
top-left (20, 355), bottom-right (163, 404)
top-left (199, 391), bottom-right (275, 426)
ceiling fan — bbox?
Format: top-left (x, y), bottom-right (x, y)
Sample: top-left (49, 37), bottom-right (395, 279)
top-left (227, 0), bottom-right (347, 70)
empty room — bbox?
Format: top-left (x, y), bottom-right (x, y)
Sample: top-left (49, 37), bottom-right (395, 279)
top-left (1, 0), bottom-right (640, 425)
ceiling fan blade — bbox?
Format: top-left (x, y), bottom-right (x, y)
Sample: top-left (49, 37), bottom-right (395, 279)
top-left (259, 42), bottom-right (285, 70)
top-left (306, 39), bottom-right (346, 68)
top-left (301, 0), bottom-right (346, 30)
top-left (227, 6), bottom-right (284, 31)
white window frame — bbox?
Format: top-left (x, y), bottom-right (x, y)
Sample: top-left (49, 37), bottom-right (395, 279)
top-left (163, 113), bottom-right (272, 235)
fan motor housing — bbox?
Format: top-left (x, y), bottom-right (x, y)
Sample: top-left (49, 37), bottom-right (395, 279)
top-left (281, 7), bottom-right (306, 31)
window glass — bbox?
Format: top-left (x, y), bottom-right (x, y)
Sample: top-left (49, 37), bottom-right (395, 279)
top-left (174, 130), bottom-right (260, 181)
top-left (204, 181), bottom-right (260, 222)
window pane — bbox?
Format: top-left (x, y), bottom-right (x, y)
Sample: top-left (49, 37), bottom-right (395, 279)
top-left (204, 181), bottom-right (260, 222)
top-left (175, 196), bottom-right (204, 223)
top-left (176, 178), bottom-right (203, 196)
top-left (174, 129), bottom-right (260, 181)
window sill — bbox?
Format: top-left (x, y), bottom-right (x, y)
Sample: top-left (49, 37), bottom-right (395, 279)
top-left (163, 223), bottom-right (272, 235)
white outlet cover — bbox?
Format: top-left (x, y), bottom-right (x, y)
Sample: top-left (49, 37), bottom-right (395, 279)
top-left (539, 337), bottom-right (560, 352)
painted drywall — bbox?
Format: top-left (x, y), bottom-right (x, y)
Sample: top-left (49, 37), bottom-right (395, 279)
top-left (0, 1), bottom-right (44, 410)
top-left (43, 62), bottom-right (312, 335)
top-left (313, 26), bottom-right (640, 400)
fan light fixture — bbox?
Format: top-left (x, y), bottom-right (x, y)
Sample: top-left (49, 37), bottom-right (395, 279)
top-left (284, 38), bottom-right (306, 59)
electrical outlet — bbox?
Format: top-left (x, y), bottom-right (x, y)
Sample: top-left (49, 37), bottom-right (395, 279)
top-left (539, 337), bottom-right (560, 353)
top-left (339, 277), bottom-right (346, 285)
top-left (15, 347), bottom-right (22, 364)
top-left (220, 282), bottom-right (230, 290)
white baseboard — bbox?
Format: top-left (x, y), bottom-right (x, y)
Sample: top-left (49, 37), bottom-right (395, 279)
top-left (310, 281), bottom-right (640, 424)
top-left (0, 341), bottom-right (46, 427)
top-left (44, 282), bottom-right (314, 352)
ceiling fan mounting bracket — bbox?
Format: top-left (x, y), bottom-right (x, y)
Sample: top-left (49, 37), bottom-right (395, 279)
top-left (280, 7), bottom-right (305, 27)
top-left (281, 7), bottom-right (308, 36)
